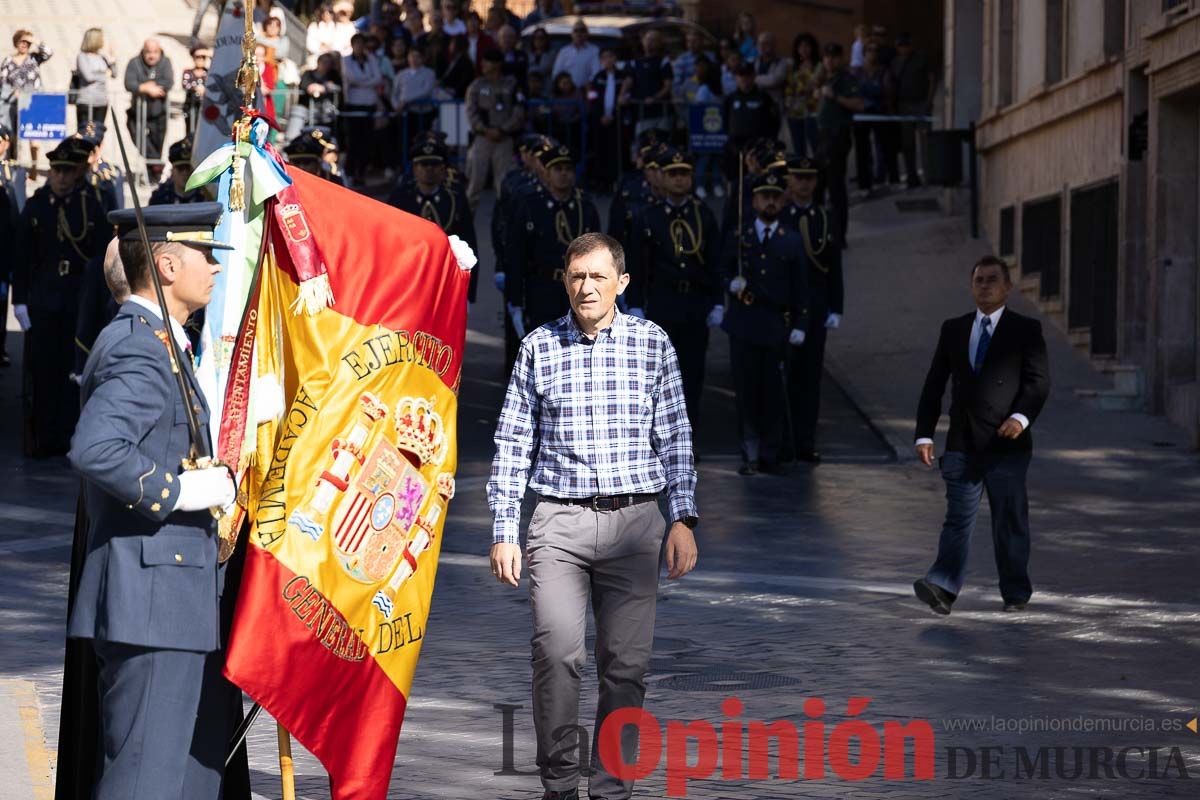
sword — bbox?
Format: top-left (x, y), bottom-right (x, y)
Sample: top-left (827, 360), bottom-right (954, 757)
top-left (226, 701), bottom-right (264, 767)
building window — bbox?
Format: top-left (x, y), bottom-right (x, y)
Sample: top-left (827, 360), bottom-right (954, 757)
top-left (1068, 182), bottom-right (1120, 355)
top-left (1046, 0), bottom-right (1065, 85)
top-left (999, 206), bottom-right (1015, 256)
top-left (1164, 0), bottom-right (1187, 12)
top-left (997, 0), bottom-right (1014, 107)
top-left (1104, 0), bottom-right (1126, 57)
top-left (1022, 195), bottom-right (1063, 299)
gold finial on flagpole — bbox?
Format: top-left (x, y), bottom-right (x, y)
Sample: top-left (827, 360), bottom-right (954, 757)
top-left (229, 0), bottom-right (259, 211)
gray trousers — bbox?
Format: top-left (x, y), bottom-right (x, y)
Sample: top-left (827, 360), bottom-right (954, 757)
top-left (527, 498), bottom-right (665, 800)
top-left (93, 641), bottom-right (228, 799)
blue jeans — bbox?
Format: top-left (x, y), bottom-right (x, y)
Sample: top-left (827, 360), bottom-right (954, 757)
top-left (925, 450), bottom-right (1033, 603)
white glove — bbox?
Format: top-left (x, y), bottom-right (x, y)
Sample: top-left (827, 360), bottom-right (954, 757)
top-left (174, 467), bottom-right (236, 512)
top-left (69, 373), bottom-right (82, 386)
top-left (252, 374), bottom-right (286, 425)
top-left (706, 305), bottom-right (724, 328)
top-left (789, 328), bottom-right (807, 346)
top-left (729, 276), bottom-right (747, 295)
top-left (626, 307), bottom-right (645, 319)
top-left (825, 312), bottom-right (841, 329)
top-left (494, 273), bottom-right (506, 292)
top-left (13, 304), bottom-right (31, 331)
top-left (506, 302), bottom-right (526, 339)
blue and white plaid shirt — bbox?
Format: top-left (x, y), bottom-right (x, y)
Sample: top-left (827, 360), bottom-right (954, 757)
top-left (487, 310), bottom-right (698, 544)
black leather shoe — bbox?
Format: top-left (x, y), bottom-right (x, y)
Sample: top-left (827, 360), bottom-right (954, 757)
top-left (738, 461), bottom-right (758, 476)
top-left (795, 449), bottom-right (821, 463)
top-left (758, 460), bottom-right (788, 475)
top-left (913, 578), bottom-right (954, 615)
top-left (1002, 601), bottom-right (1027, 612)
top-left (542, 790), bottom-right (580, 800)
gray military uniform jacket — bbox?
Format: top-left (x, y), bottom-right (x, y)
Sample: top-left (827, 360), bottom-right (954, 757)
top-left (67, 300), bottom-right (221, 653)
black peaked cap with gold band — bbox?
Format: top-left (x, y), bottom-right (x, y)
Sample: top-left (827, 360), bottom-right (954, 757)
top-left (47, 137), bottom-right (93, 166)
top-left (539, 143), bottom-right (574, 169)
top-left (787, 156), bottom-right (821, 176)
top-left (752, 172), bottom-right (787, 194)
top-left (168, 138), bottom-right (194, 167)
top-left (108, 202), bottom-right (235, 250)
top-left (661, 147), bottom-right (694, 172)
top-left (410, 140), bottom-right (447, 164)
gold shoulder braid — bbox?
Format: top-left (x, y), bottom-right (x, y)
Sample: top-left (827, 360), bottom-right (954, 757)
top-left (420, 198), bottom-right (442, 228)
top-left (57, 194), bottom-right (92, 261)
top-left (554, 190), bottom-right (584, 246)
top-left (799, 212), bottom-right (829, 273)
top-left (669, 202), bottom-right (705, 262)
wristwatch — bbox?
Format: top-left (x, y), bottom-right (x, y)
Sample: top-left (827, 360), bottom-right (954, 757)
top-left (676, 515), bottom-right (698, 530)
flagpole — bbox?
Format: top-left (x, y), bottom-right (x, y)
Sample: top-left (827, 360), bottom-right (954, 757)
top-left (277, 723), bottom-right (296, 800)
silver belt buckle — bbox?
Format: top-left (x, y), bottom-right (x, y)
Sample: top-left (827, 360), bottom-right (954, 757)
top-left (58, 260), bottom-right (71, 277)
top-left (591, 496), bottom-right (605, 512)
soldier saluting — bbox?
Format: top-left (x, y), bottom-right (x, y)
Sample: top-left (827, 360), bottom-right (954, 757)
top-left (12, 137), bottom-right (109, 457)
top-left (626, 147), bottom-right (722, 434)
top-left (506, 143), bottom-right (601, 333)
top-left (68, 202), bottom-right (239, 798)
top-left (720, 172), bottom-right (809, 476)
top-left (781, 156), bottom-right (844, 463)
top-left (387, 139), bottom-right (479, 303)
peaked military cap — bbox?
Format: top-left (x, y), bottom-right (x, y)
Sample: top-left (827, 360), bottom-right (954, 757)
top-left (108, 202), bottom-right (235, 250)
top-left (75, 120), bottom-right (107, 147)
top-left (301, 125), bottom-right (338, 150)
top-left (168, 138), bottom-right (194, 166)
top-left (636, 128), bottom-right (662, 152)
top-left (752, 172), bottom-right (786, 194)
top-left (539, 143), bottom-right (574, 169)
top-left (410, 139), bottom-right (446, 163)
top-left (661, 147), bottom-right (694, 172)
top-left (284, 134), bottom-right (324, 161)
top-left (47, 137), bottom-right (92, 167)
top-left (0, 124), bottom-right (11, 142)
top-left (787, 156), bottom-right (820, 176)
top-left (643, 142), bottom-right (672, 169)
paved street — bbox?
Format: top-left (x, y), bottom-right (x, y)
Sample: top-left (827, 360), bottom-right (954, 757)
top-left (2, 188), bottom-right (1199, 799)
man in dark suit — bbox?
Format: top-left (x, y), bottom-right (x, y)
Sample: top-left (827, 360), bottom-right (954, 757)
top-left (68, 203), bottom-right (238, 798)
top-left (912, 256), bottom-right (1050, 615)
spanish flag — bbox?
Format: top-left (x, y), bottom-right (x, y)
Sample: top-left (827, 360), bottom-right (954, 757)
top-left (224, 167), bottom-right (470, 797)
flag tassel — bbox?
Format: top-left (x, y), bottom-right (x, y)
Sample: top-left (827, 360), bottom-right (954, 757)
top-left (290, 272), bottom-right (335, 316)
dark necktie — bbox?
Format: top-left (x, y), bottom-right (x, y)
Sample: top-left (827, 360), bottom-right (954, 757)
top-left (974, 316), bottom-right (992, 374)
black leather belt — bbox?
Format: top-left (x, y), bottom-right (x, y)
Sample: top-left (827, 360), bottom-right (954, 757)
top-left (540, 493), bottom-right (659, 511)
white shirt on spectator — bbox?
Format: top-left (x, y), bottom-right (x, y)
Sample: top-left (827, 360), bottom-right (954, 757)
top-left (342, 53), bottom-right (383, 105)
top-left (443, 17), bottom-right (467, 36)
top-left (307, 20), bottom-right (357, 59)
top-left (552, 42), bottom-right (600, 92)
top-left (391, 65), bottom-right (436, 109)
top-left (851, 38), bottom-right (865, 68)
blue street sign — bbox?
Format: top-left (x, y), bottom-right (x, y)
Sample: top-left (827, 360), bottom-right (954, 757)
top-left (688, 104), bottom-right (727, 154)
top-left (18, 93), bottom-right (69, 141)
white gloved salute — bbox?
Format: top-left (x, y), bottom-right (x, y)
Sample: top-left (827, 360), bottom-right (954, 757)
top-left (174, 467), bottom-right (236, 512)
top-left (626, 307), bottom-right (645, 319)
top-left (13, 304), bottom-right (32, 332)
top-left (825, 312), bottom-right (841, 329)
top-left (788, 328), bottom-right (807, 347)
top-left (706, 305), bottom-right (724, 328)
top-left (729, 276), bottom-right (747, 295)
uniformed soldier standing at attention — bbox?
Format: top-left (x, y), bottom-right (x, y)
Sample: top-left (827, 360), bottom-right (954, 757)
top-left (387, 139), bottom-right (479, 303)
top-left (68, 202), bottom-right (238, 799)
top-left (607, 129), bottom-right (661, 240)
top-left (12, 138), bottom-right (109, 457)
top-left (74, 122), bottom-right (124, 213)
top-left (0, 124), bottom-right (24, 368)
top-left (0, 124), bottom-right (27, 212)
top-left (781, 156), bottom-right (843, 463)
top-left (465, 49), bottom-right (526, 209)
top-left (149, 139), bottom-right (206, 205)
top-left (720, 172), bottom-right (809, 476)
top-left (626, 147), bottom-right (722, 434)
top-left (506, 144), bottom-right (601, 332)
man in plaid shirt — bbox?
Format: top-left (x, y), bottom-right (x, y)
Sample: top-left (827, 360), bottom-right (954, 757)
top-left (487, 232), bottom-right (699, 800)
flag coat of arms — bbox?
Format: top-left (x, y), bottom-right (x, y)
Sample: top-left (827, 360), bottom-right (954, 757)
top-left (225, 167), bottom-right (470, 798)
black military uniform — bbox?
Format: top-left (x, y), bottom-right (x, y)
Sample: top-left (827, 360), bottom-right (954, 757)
top-left (607, 130), bottom-right (663, 240)
top-left (387, 140), bottom-right (479, 302)
top-left (12, 138), bottom-right (110, 457)
top-left (149, 139), bottom-right (207, 205)
top-left (720, 140), bottom-right (787, 238)
top-left (720, 173), bottom-right (809, 474)
top-left (505, 144), bottom-right (601, 331)
top-left (626, 148), bottom-right (721, 432)
top-left (780, 157), bottom-right (844, 462)
top-left (75, 122), bottom-right (123, 213)
top-left (722, 64), bottom-right (781, 180)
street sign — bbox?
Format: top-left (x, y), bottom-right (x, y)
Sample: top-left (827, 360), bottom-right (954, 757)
top-left (17, 93), bottom-right (69, 141)
top-left (688, 104), bottom-right (726, 154)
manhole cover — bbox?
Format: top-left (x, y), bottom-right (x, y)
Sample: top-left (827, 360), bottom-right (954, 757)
top-left (655, 671), bottom-right (801, 692)
top-left (895, 198), bottom-right (940, 213)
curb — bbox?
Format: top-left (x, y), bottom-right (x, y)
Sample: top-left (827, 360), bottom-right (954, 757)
top-left (823, 353), bottom-right (913, 463)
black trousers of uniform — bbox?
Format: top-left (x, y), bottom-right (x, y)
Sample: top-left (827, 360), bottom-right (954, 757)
top-left (787, 319), bottom-right (828, 453)
top-left (655, 316), bottom-right (709, 435)
top-left (730, 335), bottom-right (786, 465)
top-left (26, 307), bottom-right (79, 457)
top-left (92, 642), bottom-right (229, 800)
top-left (818, 128), bottom-right (852, 246)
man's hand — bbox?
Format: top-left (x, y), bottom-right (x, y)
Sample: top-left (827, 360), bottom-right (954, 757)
top-left (13, 304), bottom-right (31, 332)
top-left (788, 328), bottom-right (807, 347)
top-left (915, 443), bottom-right (935, 467)
top-left (997, 417), bottom-right (1025, 440)
top-left (490, 542), bottom-right (522, 587)
top-left (665, 522), bottom-right (698, 579)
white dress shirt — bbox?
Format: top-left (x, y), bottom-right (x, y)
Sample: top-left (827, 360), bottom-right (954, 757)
top-left (552, 42), bottom-right (601, 92)
top-left (602, 70), bottom-right (617, 116)
top-left (915, 305), bottom-right (1028, 447)
top-left (754, 218), bottom-right (778, 242)
top-left (128, 294), bottom-right (192, 355)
